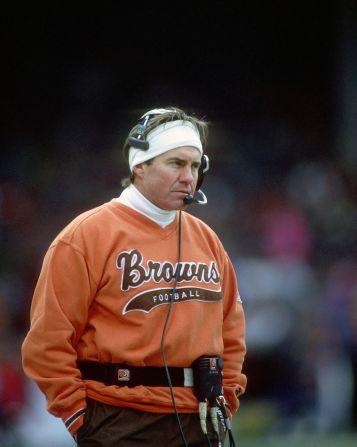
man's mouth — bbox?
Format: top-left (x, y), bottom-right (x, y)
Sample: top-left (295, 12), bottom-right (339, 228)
top-left (173, 190), bottom-right (191, 195)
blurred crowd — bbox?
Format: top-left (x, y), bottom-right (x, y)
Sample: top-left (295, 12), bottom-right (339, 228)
top-left (1, 77), bottom-right (356, 445)
top-left (195, 131), bottom-right (357, 435)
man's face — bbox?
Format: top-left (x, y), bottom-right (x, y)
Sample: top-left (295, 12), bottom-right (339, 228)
top-left (133, 146), bottom-right (202, 210)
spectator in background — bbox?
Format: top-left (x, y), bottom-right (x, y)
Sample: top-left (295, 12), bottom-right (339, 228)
top-left (313, 259), bottom-right (357, 431)
top-left (235, 183), bottom-right (318, 427)
top-left (0, 299), bottom-right (26, 446)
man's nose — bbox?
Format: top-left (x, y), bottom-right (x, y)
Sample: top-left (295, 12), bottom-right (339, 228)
top-left (179, 166), bottom-right (195, 184)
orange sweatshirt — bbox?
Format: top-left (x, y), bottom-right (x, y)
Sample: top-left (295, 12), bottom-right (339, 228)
top-left (22, 200), bottom-right (246, 435)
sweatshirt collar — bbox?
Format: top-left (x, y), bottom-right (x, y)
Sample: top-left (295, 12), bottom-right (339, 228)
top-left (116, 184), bottom-right (176, 228)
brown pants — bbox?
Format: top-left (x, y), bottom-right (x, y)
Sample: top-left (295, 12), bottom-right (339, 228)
top-left (76, 398), bottom-right (226, 447)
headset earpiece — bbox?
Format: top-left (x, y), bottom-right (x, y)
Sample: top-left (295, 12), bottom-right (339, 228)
top-left (127, 115), bottom-right (151, 150)
top-left (196, 154), bottom-right (209, 191)
top-left (127, 137), bottom-right (149, 150)
top-left (184, 154), bottom-right (209, 205)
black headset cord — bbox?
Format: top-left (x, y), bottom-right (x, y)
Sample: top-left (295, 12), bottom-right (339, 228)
top-left (161, 211), bottom-right (215, 447)
top-left (160, 211), bottom-right (189, 447)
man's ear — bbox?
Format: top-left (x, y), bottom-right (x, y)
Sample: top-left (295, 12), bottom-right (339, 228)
top-left (133, 163), bottom-right (145, 179)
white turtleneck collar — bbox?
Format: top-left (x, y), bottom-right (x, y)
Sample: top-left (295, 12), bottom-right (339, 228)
top-left (116, 184), bottom-right (176, 228)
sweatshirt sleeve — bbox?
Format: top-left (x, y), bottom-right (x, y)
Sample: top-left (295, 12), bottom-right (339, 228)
top-left (221, 252), bottom-right (247, 413)
top-left (21, 239), bottom-right (97, 435)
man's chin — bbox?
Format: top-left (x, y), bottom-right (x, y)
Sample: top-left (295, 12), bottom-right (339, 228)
top-left (163, 199), bottom-right (187, 211)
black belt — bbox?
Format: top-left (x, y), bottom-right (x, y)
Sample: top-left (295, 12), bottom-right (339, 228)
top-left (78, 361), bottom-right (194, 388)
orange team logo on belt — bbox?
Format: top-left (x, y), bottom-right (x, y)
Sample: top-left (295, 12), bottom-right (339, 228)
top-left (118, 369), bottom-right (130, 381)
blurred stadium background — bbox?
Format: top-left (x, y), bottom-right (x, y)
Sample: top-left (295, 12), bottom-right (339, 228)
top-left (1, 1), bottom-right (357, 446)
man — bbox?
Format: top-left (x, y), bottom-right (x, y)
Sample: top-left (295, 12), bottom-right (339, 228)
top-left (22, 106), bottom-right (247, 446)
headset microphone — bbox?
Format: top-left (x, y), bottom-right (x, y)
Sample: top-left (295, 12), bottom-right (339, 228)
top-left (184, 190), bottom-right (208, 205)
top-left (183, 194), bottom-right (195, 205)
